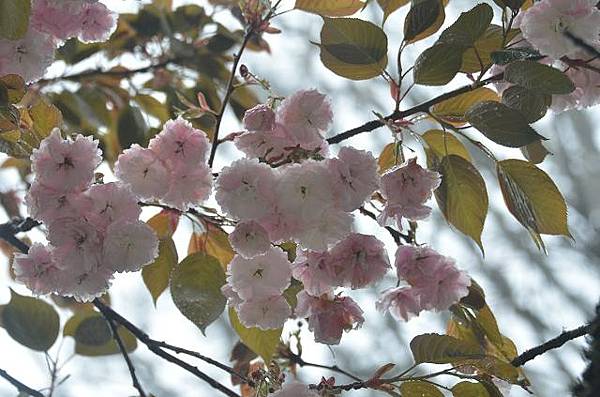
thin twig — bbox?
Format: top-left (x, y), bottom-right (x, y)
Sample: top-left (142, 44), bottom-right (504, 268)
top-left (359, 206), bottom-right (407, 245)
top-left (286, 351), bottom-right (362, 382)
top-left (105, 316), bottom-right (148, 397)
top-left (0, 368), bottom-right (44, 397)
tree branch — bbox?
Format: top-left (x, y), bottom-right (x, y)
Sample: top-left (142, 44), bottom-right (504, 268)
top-left (511, 320), bottom-right (599, 367)
top-left (0, 367), bottom-right (44, 397)
top-left (0, 218), bottom-right (40, 254)
top-left (284, 350), bottom-right (362, 382)
top-left (105, 316), bottom-right (148, 397)
top-left (93, 299), bottom-right (241, 397)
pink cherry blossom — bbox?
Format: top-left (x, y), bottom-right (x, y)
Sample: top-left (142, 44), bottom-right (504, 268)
top-left (278, 89), bottom-right (333, 143)
top-left (86, 182), bottom-right (141, 230)
top-left (30, 129), bottom-right (101, 192)
top-left (234, 123), bottom-right (300, 163)
top-left (291, 251), bottom-right (334, 297)
top-left (237, 295), bottom-right (291, 330)
top-left (103, 221), bottom-right (159, 273)
top-left (550, 55), bottom-right (600, 112)
top-left (0, 28), bottom-right (56, 83)
top-left (114, 144), bottom-right (170, 200)
top-left (77, 1), bottom-right (118, 43)
top-left (520, 0), bottom-right (600, 59)
top-left (229, 221), bottom-right (271, 259)
top-left (215, 158), bottom-right (278, 220)
top-left (163, 163), bottom-right (212, 210)
top-left (13, 243), bottom-right (62, 295)
top-left (26, 182), bottom-right (92, 223)
top-left (270, 382), bottom-right (319, 397)
top-left (243, 104), bottom-right (276, 131)
top-left (327, 234), bottom-right (391, 290)
top-left (294, 209), bottom-right (353, 252)
top-left (328, 147), bottom-right (380, 212)
top-left (148, 117), bottom-right (210, 167)
top-left (295, 291), bottom-right (364, 345)
top-left (30, 0), bottom-right (86, 40)
top-left (221, 284), bottom-right (243, 310)
top-left (379, 158), bottom-right (441, 227)
top-left (227, 247), bottom-right (291, 300)
top-left (47, 217), bottom-right (102, 271)
top-left (59, 264), bottom-right (115, 302)
top-left (376, 287), bottom-right (423, 321)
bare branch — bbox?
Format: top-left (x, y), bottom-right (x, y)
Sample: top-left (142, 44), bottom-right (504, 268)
top-left (0, 367), bottom-right (44, 397)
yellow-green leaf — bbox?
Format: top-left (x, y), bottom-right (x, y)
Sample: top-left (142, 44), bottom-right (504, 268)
top-left (520, 140), bottom-right (551, 164)
top-left (295, 0), bottom-right (365, 16)
top-left (0, 0), bottom-right (31, 40)
top-left (410, 333), bottom-right (484, 364)
top-left (435, 155), bottom-right (488, 252)
top-left (142, 238), bottom-right (178, 305)
top-left (146, 210), bottom-right (180, 240)
top-left (496, 159), bottom-right (571, 250)
top-left (29, 99), bottom-right (63, 138)
top-left (452, 381), bottom-right (490, 397)
top-left (188, 223), bottom-right (235, 268)
top-left (378, 142), bottom-right (401, 174)
top-left (413, 43), bottom-right (464, 86)
top-left (400, 380), bottom-right (443, 397)
top-left (170, 253), bottom-right (226, 335)
top-left (421, 129), bottom-right (471, 169)
top-left (64, 310), bottom-right (137, 356)
top-left (229, 308), bottom-right (282, 363)
top-left (404, 0), bottom-right (446, 44)
top-left (461, 25), bottom-right (519, 73)
top-left (0, 75), bottom-right (26, 104)
top-left (0, 290), bottom-right (59, 351)
top-left (377, 0), bottom-right (410, 23)
top-left (135, 94), bottom-right (170, 123)
top-left (319, 17), bottom-right (388, 80)
top-left (439, 3), bottom-right (493, 47)
top-left (430, 87), bottom-right (500, 126)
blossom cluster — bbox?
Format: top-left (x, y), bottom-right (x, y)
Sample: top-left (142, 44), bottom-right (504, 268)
top-left (115, 117), bottom-right (213, 211)
top-left (14, 129), bottom-right (158, 301)
top-left (0, 0), bottom-right (117, 82)
top-left (501, 0), bottom-right (600, 111)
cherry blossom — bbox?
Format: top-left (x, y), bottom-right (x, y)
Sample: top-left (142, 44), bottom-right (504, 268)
top-left (237, 295), bottom-right (291, 330)
top-left (327, 233), bottom-right (391, 290)
top-left (26, 183), bottom-right (92, 224)
top-left (226, 247), bottom-right (291, 300)
top-left (30, 0), bottom-right (87, 40)
top-left (379, 158), bottom-right (441, 227)
top-left (295, 291), bottom-right (364, 345)
top-left (0, 29), bottom-right (56, 83)
top-left (270, 382), bottom-right (319, 397)
top-left (148, 117), bottom-right (210, 167)
top-left (114, 145), bottom-right (170, 200)
top-left (59, 264), bottom-right (115, 301)
top-left (520, 0), bottom-right (600, 59)
top-left (243, 104), bottom-right (276, 132)
top-left (291, 250), bottom-right (334, 297)
top-left (294, 209), bottom-right (353, 252)
top-left (86, 182), bottom-right (141, 230)
top-left (13, 243), bottom-right (62, 296)
top-left (103, 221), bottom-right (159, 273)
top-left (376, 287), bottom-right (423, 321)
top-left (221, 284), bottom-right (243, 310)
top-left (278, 89), bottom-right (333, 144)
top-left (162, 163), bottom-right (212, 210)
top-left (77, 1), bottom-right (118, 43)
top-left (229, 221), bottom-right (271, 259)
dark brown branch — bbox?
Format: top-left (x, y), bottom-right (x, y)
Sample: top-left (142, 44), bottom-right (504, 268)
top-left (0, 368), bottom-right (44, 397)
top-left (93, 299), bottom-right (241, 397)
top-left (565, 31), bottom-right (600, 59)
top-left (105, 316), bottom-right (148, 397)
top-left (326, 74), bottom-right (503, 145)
top-left (285, 351), bottom-right (362, 382)
top-left (511, 320), bottom-right (599, 367)
top-left (0, 218), bottom-right (40, 254)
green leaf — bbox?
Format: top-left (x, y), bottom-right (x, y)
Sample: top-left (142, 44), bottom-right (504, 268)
top-left (520, 140), bottom-right (551, 164)
top-left (413, 43), bottom-right (464, 85)
top-left (117, 105), bottom-right (149, 150)
top-left (319, 17), bottom-right (388, 80)
top-left (64, 311), bottom-right (137, 356)
top-left (0, 290), bottom-right (59, 351)
top-left (435, 155), bottom-right (488, 252)
top-left (501, 86), bottom-right (551, 123)
top-left (404, 0), bottom-right (446, 44)
top-left (135, 94), bottom-right (170, 123)
top-left (400, 380), bottom-right (443, 397)
top-left (491, 47), bottom-right (542, 65)
top-left (0, 75), bottom-right (26, 104)
top-left (295, 0), bottom-right (365, 16)
top-left (170, 252), bottom-right (226, 335)
top-left (452, 381), bottom-right (490, 397)
top-left (410, 333), bottom-right (484, 364)
top-left (146, 210), bottom-right (180, 240)
top-left (378, 142), bottom-right (402, 174)
top-left (377, 0), bottom-right (410, 23)
top-left (496, 159), bottom-right (571, 250)
top-left (421, 129), bottom-right (471, 170)
top-left (504, 60), bottom-right (575, 95)
top-left (29, 99), bottom-right (63, 138)
top-left (229, 308), bottom-right (282, 363)
top-left (439, 3), bottom-right (493, 47)
top-left (460, 25), bottom-right (519, 73)
top-left (143, 238), bottom-right (178, 306)
top-left (466, 101), bottom-right (545, 147)
top-left (430, 87), bottom-right (500, 126)
top-left (0, 0), bottom-right (31, 40)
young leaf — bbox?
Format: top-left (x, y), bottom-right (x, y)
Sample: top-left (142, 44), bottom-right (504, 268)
top-left (452, 381), bottom-right (490, 397)
top-left (404, 0), bottom-right (446, 44)
top-left (0, 290), bottom-right (59, 351)
top-left (378, 142), bottom-right (401, 174)
top-left (400, 380), bottom-right (444, 397)
top-left (504, 60), bottom-right (575, 95)
top-left (0, 0), bottom-right (31, 40)
top-left (146, 209), bottom-right (180, 240)
top-left (64, 310), bottom-right (137, 356)
top-left (377, 0), bottom-right (410, 23)
top-left (466, 101), bottom-right (546, 147)
top-left (319, 17), bottom-right (388, 80)
top-left (496, 159), bottom-right (571, 250)
top-left (295, 0), bottom-right (365, 16)
top-left (135, 94), bottom-right (170, 123)
top-left (142, 238), bottom-right (178, 306)
top-left (170, 252), bottom-right (227, 335)
top-left (430, 87), bottom-right (500, 126)
top-left (413, 43), bottom-right (464, 85)
top-left (229, 308), bottom-right (282, 363)
top-left (410, 333), bottom-right (484, 364)
top-left (435, 155), bottom-right (488, 252)
top-left (0, 75), bottom-right (26, 104)
top-left (421, 129), bottom-right (471, 168)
